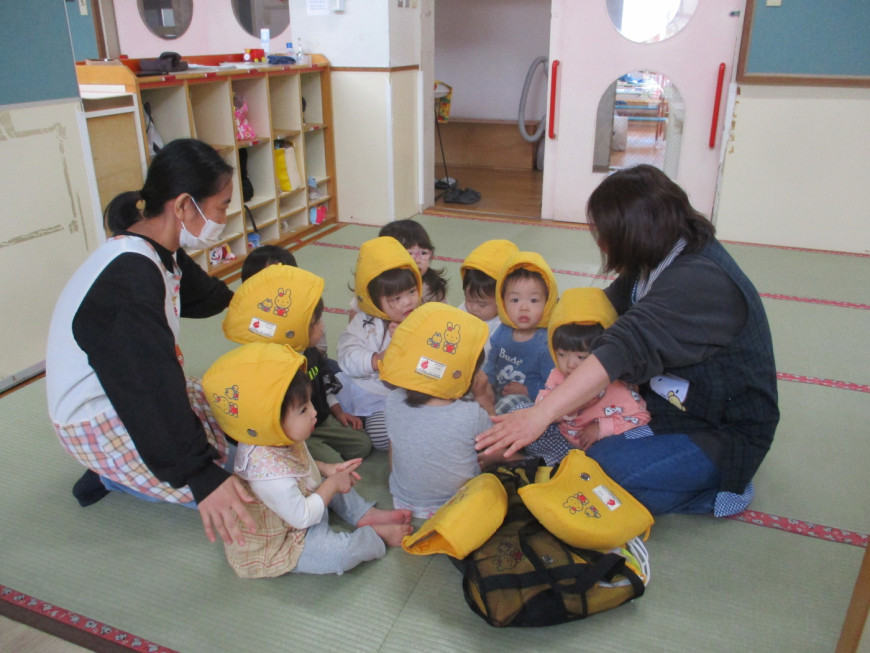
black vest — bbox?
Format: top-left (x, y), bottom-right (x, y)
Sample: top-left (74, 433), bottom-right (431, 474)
top-left (641, 240), bottom-right (779, 493)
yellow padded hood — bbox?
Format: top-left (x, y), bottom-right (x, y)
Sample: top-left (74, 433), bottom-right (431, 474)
top-left (547, 287), bottom-right (618, 364)
top-left (379, 303), bottom-right (488, 399)
top-left (460, 239), bottom-right (519, 283)
top-left (222, 264), bottom-right (324, 351)
top-left (495, 250), bottom-right (558, 329)
top-left (354, 236), bottom-right (423, 321)
top-left (203, 343), bottom-right (307, 447)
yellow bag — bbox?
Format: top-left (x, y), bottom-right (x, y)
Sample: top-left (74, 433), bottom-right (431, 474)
top-left (402, 473), bottom-right (508, 559)
top-left (274, 148), bottom-right (291, 192)
top-left (517, 450), bottom-right (653, 551)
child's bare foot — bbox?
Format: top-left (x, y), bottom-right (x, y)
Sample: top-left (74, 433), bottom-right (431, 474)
top-left (371, 522), bottom-right (414, 547)
top-left (357, 507), bottom-right (412, 527)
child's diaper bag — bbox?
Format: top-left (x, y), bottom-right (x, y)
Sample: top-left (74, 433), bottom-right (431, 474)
top-left (453, 458), bottom-right (648, 627)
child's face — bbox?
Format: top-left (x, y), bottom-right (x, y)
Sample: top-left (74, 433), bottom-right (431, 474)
top-left (464, 289), bottom-right (498, 322)
top-left (380, 286), bottom-right (420, 323)
top-left (407, 246), bottom-right (432, 275)
top-left (555, 348), bottom-right (589, 377)
top-left (503, 277), bottom-right (547, 331)
top-left (309, 316), bottom-right (325, 348)
top-left (281, 396), bottom-right (318, 443)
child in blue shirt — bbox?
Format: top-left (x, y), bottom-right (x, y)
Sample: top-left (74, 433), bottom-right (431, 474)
top-left (483, 251), bottom-right (558, 414)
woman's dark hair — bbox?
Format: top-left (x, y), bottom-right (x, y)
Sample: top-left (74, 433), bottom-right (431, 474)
top-left (379, 219), bottom-right (448, 302)
top-left (501, 268), bottom-right (548, 300)
top-left (280, 367), bottom-right (312, 419)
top-left (368, 267), bottom-right (419, 311)
top-left (551, 323), bottom-right (604, 354)
top-left (586, 164), bottom-right (715, 277)
top-left (405, 351), bottom-right (486, 407)
top-left (104, 138), bottom-right (234, 235)
top-left (463, 268), bottom-right (496, 300)
top-left (240, 245), bottom-right (297, 282)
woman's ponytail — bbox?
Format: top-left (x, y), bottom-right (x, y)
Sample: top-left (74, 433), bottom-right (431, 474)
top-left (104, 190), bottom-right (146, 234)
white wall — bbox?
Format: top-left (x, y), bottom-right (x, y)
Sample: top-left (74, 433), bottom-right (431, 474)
top-left (716, 84), bottom-right (870, 254)
top-left (0, 101), bottom-right (101, 388)
top-left (434, 0), bottom-right (550, 120)
top-left (112, 2), bottom-right (291, 58)
top-left (288, 0), bottom-right (390, 67)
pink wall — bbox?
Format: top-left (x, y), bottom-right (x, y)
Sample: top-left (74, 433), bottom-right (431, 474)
top-left (113, 2), bottom-right (291, 59)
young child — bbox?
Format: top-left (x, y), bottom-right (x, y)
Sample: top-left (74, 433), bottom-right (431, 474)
top-left (336, 236), bottom-right (423, 451)
top-left (223, 255), bottom-right (370, 464)
top-left (379, 219), bottom-right (448, 303)
top-left (379, 303), bottom-right (492, 518)
top-left (483, 251), bottom-right (558, 414)
top-left (528, 287), bottom-right (652, 466)
top-left (459, 239), bottom-right (519, 357)
top-left (240, 244), bottom-right (329, 357)
top-left (203, 343), bottom-right (412, 578)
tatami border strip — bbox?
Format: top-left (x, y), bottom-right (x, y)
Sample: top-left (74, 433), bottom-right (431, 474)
top-left (727, 512), bottom-right (868, 547)
top-left (777, 372), bottom-right (870, 394)
top-left (0, 585), bottom-right (177, 653)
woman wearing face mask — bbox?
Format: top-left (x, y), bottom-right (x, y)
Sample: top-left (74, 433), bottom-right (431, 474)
top-left (46, 139), bottom-right (257, 547)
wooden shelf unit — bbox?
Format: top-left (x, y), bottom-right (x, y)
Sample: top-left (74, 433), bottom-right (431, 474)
top-left (76, 54), bottom-right (338, 274)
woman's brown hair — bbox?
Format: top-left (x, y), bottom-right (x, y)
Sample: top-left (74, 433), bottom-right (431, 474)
top-left (586, 165), bottom-right (715, 277)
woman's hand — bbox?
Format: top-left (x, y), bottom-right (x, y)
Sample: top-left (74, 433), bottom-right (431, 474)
top-left (477, 354), bottom-right (612, 459)
top-left (197, 475), bottom-right (257, 546)
top-left (475, 404), bottom-right (551, 459)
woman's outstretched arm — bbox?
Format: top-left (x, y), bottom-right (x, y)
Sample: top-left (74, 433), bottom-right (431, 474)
top-left (475, 354), bottom-right (611, 459)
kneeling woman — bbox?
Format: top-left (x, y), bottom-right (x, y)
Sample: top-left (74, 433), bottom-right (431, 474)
top-left (477, 165), bottom-right (779, 516)
top-left (47, 138), bottom-right (256, 545)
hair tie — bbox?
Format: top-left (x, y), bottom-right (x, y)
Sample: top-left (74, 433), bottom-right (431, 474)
top-left (136, 191), bottom-right (146, 213)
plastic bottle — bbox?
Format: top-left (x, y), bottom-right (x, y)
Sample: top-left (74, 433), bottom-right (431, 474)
top-left (295, 38), bottom-right (308, 66)
top-left (286, 42), bottom-right (293, 56)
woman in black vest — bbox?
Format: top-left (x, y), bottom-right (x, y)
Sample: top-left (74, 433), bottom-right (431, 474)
top-left (476, 165), bottom-right (779, 516)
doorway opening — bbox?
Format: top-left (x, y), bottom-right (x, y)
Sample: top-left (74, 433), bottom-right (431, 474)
top-left (430, 0), bottom-right (549, 221)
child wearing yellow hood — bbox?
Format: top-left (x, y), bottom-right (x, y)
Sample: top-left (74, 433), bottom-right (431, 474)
top-left (482, 251), bottom-right (558, 415)
top-left (204, 343), bottom-right (412, 578)
top-left (336, 237), bottom-right (423, 451)
top-left (222, 249), bottom-right (371, 464)
top-left (379, 303), bottom-right (492, 518)
top-left (527, 287), bottom-right (651, 465)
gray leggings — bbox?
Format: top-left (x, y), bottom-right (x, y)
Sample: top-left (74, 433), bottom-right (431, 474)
top-left (292, 489), bottom-right (385, 575)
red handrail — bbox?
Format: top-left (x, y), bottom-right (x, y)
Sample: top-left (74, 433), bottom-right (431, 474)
top-left (548, 60), bottom-right (560, 140)
top-left (709, 63), bottom-right (726, 149)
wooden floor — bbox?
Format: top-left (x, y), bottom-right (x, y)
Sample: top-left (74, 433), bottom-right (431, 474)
top-left (432, 164), bottom-right (543, 220)
top-left (0, 616), bottom-right (88, 653)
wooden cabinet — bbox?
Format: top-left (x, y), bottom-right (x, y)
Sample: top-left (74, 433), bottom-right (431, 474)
top-left (77, 54), bottom-right (337, 275)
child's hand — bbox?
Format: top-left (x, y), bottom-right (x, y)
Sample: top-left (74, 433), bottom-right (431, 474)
top-left (388, 321), bottom-right (400, 335)
top-left (319, 458), bottom-right (362, 480)
top-left (371, 351), bottom-right (385, 372)
top-left (329, 467), bottom-right (360, 494)
top-left (501, 382), bottom-right (529, 397)
top-left (576, 421), bottom-right (601, 450)
top-left (331, 404), bottom-right (363, 430)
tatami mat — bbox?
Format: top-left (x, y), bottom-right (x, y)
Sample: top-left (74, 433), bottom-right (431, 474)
top-left (2, 213), bottom-right (868, 651)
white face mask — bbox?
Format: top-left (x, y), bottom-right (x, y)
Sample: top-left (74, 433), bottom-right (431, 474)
top-left (179, 196), bottom-right (225, 250)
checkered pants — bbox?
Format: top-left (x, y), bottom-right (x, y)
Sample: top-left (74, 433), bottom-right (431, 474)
top-left (53, 377), bottom-right (230, 504)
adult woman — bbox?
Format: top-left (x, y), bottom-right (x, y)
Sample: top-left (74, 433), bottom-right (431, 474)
top-left (477, 165), bottom-right (779, 516)
top-left (47, 139), bottom-right (256, 545)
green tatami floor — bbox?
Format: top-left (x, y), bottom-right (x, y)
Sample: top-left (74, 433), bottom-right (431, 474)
top-left (1, 213), bottom-right (868, 652)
